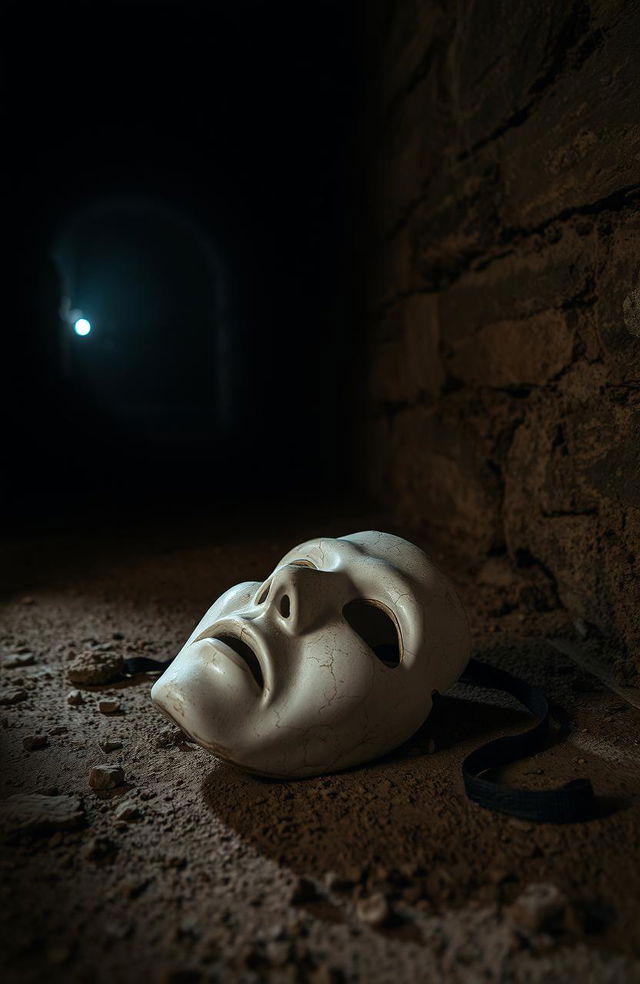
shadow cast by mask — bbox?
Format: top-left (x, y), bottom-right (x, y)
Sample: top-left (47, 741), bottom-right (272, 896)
top-left (202, 697), bottom-right (530, 880)
top-left (201, 691), bottom-right (631, 918)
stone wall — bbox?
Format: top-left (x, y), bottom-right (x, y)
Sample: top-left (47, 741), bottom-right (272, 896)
top-left (362, 1), bottom-right (640, 667)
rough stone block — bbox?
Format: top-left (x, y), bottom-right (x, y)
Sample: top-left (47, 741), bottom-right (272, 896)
top-left (447, 310), bottom-right (573, 387)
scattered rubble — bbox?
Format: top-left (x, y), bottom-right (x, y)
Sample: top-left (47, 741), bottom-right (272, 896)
top-left (67, 690), bottom-right (84, 706)
top-left (2, 524), bottom-right (640, 983)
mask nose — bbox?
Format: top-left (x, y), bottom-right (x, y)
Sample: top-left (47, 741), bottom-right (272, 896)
top-left (255, 564), bottom-right (339, 635)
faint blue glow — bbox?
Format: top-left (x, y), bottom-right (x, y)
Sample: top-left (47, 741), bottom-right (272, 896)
top-left (74, 318), bottom-right (91, 337)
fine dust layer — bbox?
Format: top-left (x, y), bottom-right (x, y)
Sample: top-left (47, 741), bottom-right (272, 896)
top-left (1, 514), bottom-right (639, 983)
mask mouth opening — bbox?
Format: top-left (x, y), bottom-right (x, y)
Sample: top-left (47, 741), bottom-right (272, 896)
top-left (342, 599), bottom-right (402, 668)
top-left (214, 633), bottom-right (265, 689)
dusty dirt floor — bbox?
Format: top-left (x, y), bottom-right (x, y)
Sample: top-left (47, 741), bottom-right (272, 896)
top-left (1, 507), bottom-right (640, 983)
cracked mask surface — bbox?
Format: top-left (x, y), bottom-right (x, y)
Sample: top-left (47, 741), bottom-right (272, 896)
top-left (151, 532), bottom-right (471, 778)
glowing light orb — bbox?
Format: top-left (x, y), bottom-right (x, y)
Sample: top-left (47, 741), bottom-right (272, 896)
top-left (74, 318), bottom-right (91, 336)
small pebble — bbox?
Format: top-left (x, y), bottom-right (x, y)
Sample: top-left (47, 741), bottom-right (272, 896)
top-left (356, 893), bottom-right (390, 927)
top-left (508, 882), bottom-right (567, 933)
top-left (99, 699), bottom-right (121, 715)
top-left (0, 689), bottom-right (28, 706)
top-left (22, 734), bottom-right (48, 751)
top-left (114, 799), bottom-right (141, 822)
top-left (3, 652), bottom-right (36, 668)
top-left (100, 739), bottom-right (123, 753)
top-left (67, 690), bottom-right (84, 706)
top-left (89, 764), bottom-right (125, 790)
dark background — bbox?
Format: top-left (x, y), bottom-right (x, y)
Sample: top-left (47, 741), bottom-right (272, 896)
top-left (1, 0), bottom-right (361, 523)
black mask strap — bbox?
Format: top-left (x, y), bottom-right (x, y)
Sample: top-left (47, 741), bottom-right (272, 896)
top-left (123, 655), bottom-right (172, 674)
top-left (460, 658), bottom-right (595, 822)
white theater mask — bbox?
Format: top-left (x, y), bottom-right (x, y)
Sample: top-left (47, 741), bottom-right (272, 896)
top-left (151, 531), bottom-right (470, 778)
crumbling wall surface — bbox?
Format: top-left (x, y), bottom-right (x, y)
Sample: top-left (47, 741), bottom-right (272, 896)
top-left (363, 0), bottom-right (640, 666)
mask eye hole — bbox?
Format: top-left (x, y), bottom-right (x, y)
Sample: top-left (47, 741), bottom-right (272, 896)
top-left (342, 599), bottom-right (401, 668)
top-left (289, 559), bottom-right (317, 569)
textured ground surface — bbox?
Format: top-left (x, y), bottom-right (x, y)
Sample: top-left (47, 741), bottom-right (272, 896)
top-left (1, 511), bottom-right (640, 982)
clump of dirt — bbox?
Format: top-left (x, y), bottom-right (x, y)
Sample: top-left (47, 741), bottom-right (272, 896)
top-left (67, 648), bottom-right (124, 686)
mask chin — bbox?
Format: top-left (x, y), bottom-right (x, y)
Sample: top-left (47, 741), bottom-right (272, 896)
top-left (151, 639), bottom-right (260, 752)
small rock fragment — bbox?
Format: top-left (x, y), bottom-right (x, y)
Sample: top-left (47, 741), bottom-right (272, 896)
top-left (0, 793), bottom-right (84, 834)
top-left (67, 649), bottom-right (123, 686)
top-left (114, 799), bottom-right (141, 822)
top-left (89, 764), bottom-right (124, 790)
top-left (98, 699), bottom-right (121, 715)
top-left (155, 724), bottom-right (191, 747)
top-left (355, 892), bottom-right (391, 927)
top-left (3, 652), bottom-right (36, 668)
top-left (67, 690), bottom-right (84, 706)
top-left (508, 882), bottom-right (567, 933)
top-left (0, 689), bottom-right (28, 706)
top-left (100, 738), bottom-right (123, 753)
top-left (20, 596), bottom-right (35, 605)
top-left (22, 734), bottom-right (48, 751)
top-left (289, 876), bottom-right (319, 905)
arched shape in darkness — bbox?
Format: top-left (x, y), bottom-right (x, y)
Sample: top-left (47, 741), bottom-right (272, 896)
top-left (52, 195), bottom-right (232, 445)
